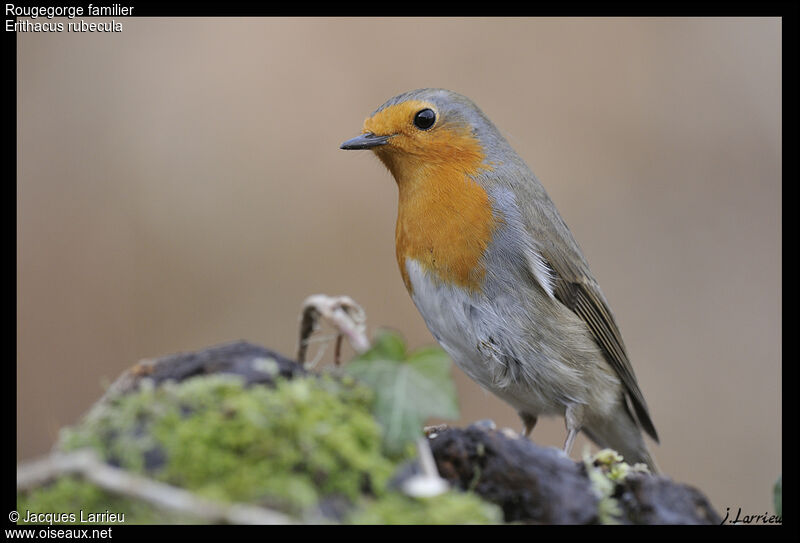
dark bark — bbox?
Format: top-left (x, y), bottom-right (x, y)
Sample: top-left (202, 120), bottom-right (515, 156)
top-left (425, 423), bottom-right (721, 525)
top-left (99, 341), bottom-right (722, 525)
top-left (100, 340), bottom-right (304, 402)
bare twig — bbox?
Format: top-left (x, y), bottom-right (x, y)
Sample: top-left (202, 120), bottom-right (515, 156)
top-left (334, 334), bottom-right (344, 366)
top-left (17, 449), bottom-right (294, 525)
top-left (297, 294), bottom-right (369, 366)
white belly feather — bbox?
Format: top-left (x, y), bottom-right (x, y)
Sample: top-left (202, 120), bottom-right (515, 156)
top-left (405, 258), bottom-right (621, 420)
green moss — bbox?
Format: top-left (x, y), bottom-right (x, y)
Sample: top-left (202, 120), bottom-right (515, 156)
top-left (55, 375), bottom-right (394, 514)
top-left (18, 372), bottom-right (500, 524)
top-left (16, 476), bottom-right (198, 525)
top-left (348, 491), bottom-right (503, 525)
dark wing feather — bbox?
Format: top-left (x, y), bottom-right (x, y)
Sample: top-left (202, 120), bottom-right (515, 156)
top-left (492, 160), bottom-right (658, 441)
top-left (551, 275), bottom-right (659, 442)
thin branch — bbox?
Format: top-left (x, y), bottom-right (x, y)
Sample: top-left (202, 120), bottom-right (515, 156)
top-left (17, 449), bottom-right (294, 525)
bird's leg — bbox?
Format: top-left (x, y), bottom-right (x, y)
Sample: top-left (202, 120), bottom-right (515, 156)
top-left (518, 412), bottom-right (538, 438)
top-left (563, 403), bottom-right (585, 455)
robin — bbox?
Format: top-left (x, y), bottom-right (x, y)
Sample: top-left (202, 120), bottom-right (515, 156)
top-left (340, 89), bottom-right (659, 471)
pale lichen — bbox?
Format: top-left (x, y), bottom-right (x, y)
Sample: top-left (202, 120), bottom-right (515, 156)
top-left (583, 448), bottom-right (650, 525)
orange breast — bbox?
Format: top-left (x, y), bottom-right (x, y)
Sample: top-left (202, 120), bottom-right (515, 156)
top-left (371, 124), bottom-right (497, 294)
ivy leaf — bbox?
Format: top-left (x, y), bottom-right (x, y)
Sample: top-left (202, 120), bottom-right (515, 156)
top-left (774, 475), bottom-right (781, 517)
top-left (345, 330), bottom-right (459, 455)
top-left (357, 330), bottom-right (407, 362)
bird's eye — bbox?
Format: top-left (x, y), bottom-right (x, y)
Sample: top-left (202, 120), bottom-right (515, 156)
top-left (413, 108), bottom-right (436, 130)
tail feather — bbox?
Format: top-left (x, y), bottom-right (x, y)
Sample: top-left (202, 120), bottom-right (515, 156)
top-left (582, 407), bottom-right (660, 474)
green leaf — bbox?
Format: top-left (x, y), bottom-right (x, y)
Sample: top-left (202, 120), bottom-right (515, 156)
top-left (774, 475), bottom-right (781, 517)
top-left (361, 329), bottom-right (407, 361)
top-left (345, 330), bottom-right (459, 454)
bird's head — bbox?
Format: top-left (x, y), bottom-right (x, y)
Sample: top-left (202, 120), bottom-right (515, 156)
top-left (341, 89), bottom-right (515, 293)
top-left (340, 88), bottom-right (504, 184)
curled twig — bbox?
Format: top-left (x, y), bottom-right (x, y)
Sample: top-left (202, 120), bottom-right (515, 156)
top-left (297, 294), bottom-right (369, 366)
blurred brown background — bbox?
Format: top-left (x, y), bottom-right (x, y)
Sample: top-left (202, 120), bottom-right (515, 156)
top-left (17, 18), bottom-right (781, 517)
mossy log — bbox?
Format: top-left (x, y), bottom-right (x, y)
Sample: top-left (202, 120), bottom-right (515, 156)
top-left (17, 341), bottom-right (721, 525)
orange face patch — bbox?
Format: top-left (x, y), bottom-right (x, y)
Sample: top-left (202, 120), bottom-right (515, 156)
top-left (363, 100), bottom-right (485, 168)
top-left (362, 101), bottom-right (497, 294)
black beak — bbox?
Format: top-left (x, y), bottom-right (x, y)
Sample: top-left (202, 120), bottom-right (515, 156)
top-left (340, 132), bottom-right (392, 150)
